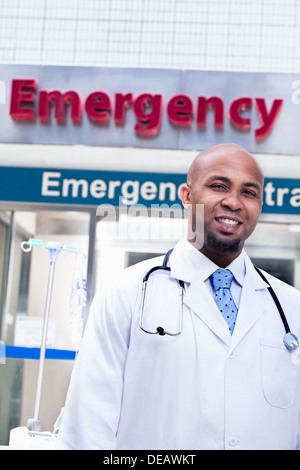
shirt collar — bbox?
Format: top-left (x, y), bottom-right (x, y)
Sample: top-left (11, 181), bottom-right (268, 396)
top-left (180, 238), bottom-right (246, 286)
top-left (225, 251), bottom-right (246, 287)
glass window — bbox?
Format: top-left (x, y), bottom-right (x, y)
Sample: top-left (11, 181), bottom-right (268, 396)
top-left (0, 208), bottom-right (92, 445)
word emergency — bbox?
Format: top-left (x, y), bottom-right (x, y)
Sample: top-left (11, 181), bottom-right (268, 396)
top-left (9, 79), bottom-right (283, 139)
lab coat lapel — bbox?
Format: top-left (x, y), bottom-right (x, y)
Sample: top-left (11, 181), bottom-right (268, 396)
top-left (183, 276), bottom-right (232, 346)
top-left (228, 253), bottom-right (269, 353)
top-left (169, 239), bottom-right (231, 346)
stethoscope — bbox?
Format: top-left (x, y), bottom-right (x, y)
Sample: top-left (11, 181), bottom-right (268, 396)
top-left (139, 249), bottom-right (300, 352)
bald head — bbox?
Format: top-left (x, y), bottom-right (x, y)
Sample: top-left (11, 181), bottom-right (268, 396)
top-left (187, 143), bottom-right (264, 189)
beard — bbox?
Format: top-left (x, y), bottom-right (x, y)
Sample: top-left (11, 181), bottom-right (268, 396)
top-left (206, 231), bottom-right (241, 254)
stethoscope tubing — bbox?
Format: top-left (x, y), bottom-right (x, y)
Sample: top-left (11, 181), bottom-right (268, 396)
top-left (139, 249), bottom-right (299, 350)
top-left (253, 265), bottom-right (290, 334)
top-left (139, 262), bottom-right (184, 336)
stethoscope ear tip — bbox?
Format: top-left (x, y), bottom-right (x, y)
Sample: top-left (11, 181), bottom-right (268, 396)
top-left (283, 332), bottom-right (299, 351)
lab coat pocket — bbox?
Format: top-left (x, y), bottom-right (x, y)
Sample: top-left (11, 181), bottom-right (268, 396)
top-left (260, 339), bottom-right (299, 409)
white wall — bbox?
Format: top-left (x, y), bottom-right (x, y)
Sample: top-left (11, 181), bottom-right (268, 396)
top-left (0, 0), bottom-right (299, 74)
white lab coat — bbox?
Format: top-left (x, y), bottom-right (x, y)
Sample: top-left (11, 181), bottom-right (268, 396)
top-left (57, 239), bottom-right (300, 450)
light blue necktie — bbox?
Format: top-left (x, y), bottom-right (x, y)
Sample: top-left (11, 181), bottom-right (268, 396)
top-left (210, 269), bottom-right (238, 335)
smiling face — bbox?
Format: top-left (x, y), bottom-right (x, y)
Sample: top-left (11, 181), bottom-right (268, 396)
top-left (181, 144), bottom-right (264, 267)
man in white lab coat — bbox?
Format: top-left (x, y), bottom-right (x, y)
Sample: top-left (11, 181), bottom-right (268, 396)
top-left (57, 143), bottom-right (300, 450)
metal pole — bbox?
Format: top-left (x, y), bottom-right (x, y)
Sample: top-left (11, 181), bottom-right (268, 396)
top-left (27, 260), bottom-right (56, 432)
top-left (0, 211), bottom-right (15, 342)
top-left (84, 209), bottom-right (97, 330)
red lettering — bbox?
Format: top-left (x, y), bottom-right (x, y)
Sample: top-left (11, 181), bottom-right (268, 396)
top-left (197, 96), bottom-right (224, 128)
top-left (9, 78), bottom-right (284, 143)
top-left (38, 90), bottom-right (81, 121)
top-left (229, 97), bottom-right (252, 129)
top-left (114, 93), bottom-right (133, 124)
top-left (10, 79), bottom-right (36, 119)
top-left (85, 92), bottom-right (111, 122)
top-left (133, 93), bottom-right (162, 136)
top-left (254, 97), bottom-right (283, 139)
top-left (167, 94), bottom-right (193, 126)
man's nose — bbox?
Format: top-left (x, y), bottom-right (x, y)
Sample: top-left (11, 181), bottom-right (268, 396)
top-left (221, 191), bottom-right (242, 210)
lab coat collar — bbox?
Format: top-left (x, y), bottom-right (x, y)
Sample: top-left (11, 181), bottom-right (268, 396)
top-left (169, 237), bottom-right (268, 290)
top-left (168, 238), bottom-right (213, 284)
top-left (169, 238), bottom-right (270, 348)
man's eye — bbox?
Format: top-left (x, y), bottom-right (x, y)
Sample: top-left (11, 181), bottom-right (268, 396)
top-left (210, 184), bottom-right (227, 191)
top-left (243, 189), bottom-right (257, 197)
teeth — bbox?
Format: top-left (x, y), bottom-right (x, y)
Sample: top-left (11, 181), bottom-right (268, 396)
top-left (217, 218), bottom-right (239, 226)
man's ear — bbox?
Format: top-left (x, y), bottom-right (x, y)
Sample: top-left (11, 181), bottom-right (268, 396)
top-left (180, 184), bottom-right (191, 209)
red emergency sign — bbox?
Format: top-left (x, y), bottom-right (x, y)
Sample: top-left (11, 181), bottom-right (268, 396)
top-left (9, 78), bottom-right (283, 140)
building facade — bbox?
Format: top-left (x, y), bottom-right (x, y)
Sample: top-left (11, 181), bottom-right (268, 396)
top-left (0, 0), bottom-right (299, 446)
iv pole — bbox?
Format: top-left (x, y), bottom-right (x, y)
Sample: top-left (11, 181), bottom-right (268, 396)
top-left (21, 239), bottom-right (78, 432)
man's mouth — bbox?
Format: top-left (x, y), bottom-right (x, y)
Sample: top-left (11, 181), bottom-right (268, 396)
top-left (215, 217), bottom-right (241, 227)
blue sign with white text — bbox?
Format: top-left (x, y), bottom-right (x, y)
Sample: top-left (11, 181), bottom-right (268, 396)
top-left (0, 167), bottom-right (299, 215)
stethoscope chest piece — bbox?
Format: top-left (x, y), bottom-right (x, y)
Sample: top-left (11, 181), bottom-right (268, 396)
top-left (283, 332), bottom-right (299, 351)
